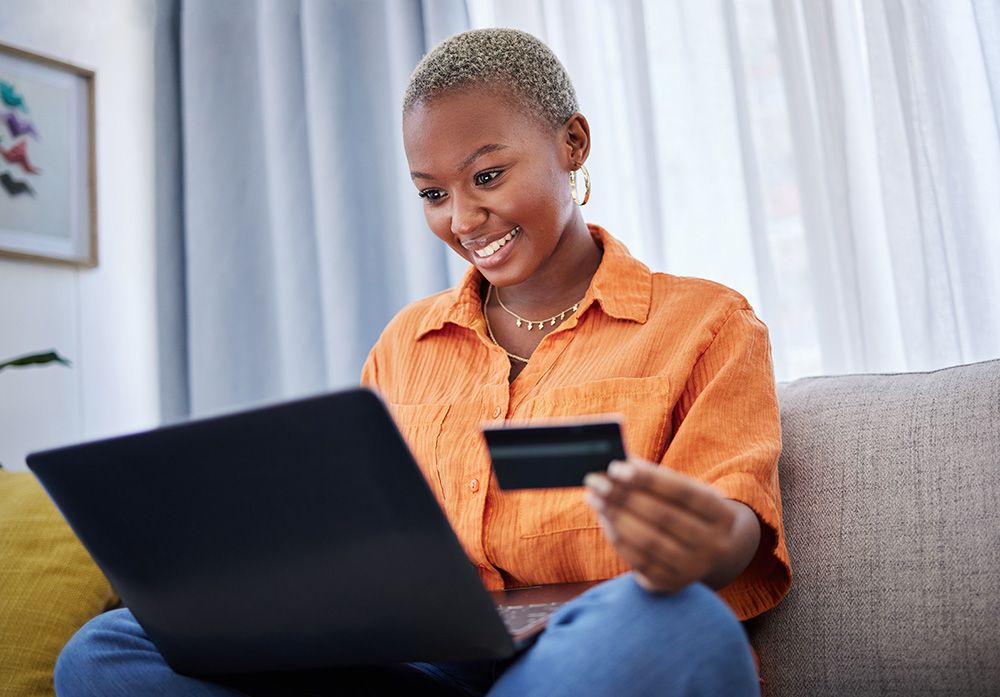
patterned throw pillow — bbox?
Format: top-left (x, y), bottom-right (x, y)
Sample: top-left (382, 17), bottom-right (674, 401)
top-left (0, 471), bottom-right (117, 697)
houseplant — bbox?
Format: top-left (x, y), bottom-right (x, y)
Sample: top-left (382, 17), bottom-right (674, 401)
top-left (0, 350), bottom-right (70, 373)
top-left (0, 350), bottom-right (70, 470)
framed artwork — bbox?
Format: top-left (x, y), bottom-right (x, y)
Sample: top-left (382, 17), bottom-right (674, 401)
top-left (0, 42), bottom-right (96, 267)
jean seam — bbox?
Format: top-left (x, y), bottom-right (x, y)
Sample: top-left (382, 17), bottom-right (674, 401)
top-left (408, 663), bottom-right (486, 697)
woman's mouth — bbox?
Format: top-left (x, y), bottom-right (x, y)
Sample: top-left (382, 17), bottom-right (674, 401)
top-left (471, 226), bottom-right (519, 257)
top-left (466, 227), bottom-right (520, 268)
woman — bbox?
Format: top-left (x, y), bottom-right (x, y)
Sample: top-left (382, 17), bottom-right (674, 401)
top-left (56, 28), bottom-right (789, 697)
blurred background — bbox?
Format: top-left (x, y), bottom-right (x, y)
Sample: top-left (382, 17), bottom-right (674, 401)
top-left (1, 0), bottom-right (998, 471)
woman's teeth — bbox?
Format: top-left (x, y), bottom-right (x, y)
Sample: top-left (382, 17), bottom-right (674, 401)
top-left (474, 227), bottom-right (519, 258)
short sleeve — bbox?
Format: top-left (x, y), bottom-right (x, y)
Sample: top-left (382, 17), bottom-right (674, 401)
top-left (662, 308), bottom-right (791, 620)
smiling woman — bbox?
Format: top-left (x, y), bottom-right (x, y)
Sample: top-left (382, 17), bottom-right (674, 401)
top-left (382, 29), bottom-right (786, 693)
top-left (54, 28), bottom-right (787, 697)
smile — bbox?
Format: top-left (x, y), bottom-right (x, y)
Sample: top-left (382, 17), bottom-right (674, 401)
top-left (473, 227), bottom-right (520, 258)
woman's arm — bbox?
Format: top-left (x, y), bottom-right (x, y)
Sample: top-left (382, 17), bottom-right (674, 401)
top-left (705, 499), bottom-right (761, 589)
top-left (582, 306), bottom-right (789, 617)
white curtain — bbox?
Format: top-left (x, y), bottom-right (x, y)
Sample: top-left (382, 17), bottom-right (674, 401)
top-left (161, 0), bottom-right (468, 417)
top-left (466, 0), bottom-right (1000, 380)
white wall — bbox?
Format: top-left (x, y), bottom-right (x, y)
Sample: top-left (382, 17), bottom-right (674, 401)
top-left (0, 0), bottom-right (160, 470)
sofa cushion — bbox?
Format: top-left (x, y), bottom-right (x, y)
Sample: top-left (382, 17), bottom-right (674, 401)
top-left (0, 471), bottom-right (118, 697)
top-left (749, 359), bottom-right (1000, 696)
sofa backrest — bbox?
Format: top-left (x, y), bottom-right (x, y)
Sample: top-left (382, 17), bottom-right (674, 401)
top-left (749, 359), bottom-right (1000, 696)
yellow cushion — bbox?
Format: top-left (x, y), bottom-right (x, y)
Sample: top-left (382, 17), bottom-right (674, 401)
top-left (0, 471), bottom-right (117, 697)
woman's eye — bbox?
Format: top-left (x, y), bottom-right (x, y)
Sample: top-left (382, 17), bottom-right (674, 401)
top-left (418, 189), bottom-right (445, 202)
top-left (474, 170), bottom-right (502, 186)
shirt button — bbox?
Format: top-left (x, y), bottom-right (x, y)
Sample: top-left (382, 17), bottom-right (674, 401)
top-left (469, 478), bottom-right (480, 493)
top-left (491, 406), bottom-right (502, 418)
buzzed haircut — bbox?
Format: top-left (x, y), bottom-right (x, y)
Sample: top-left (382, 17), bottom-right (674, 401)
top-left (403, 28), bottom-right (580, 128)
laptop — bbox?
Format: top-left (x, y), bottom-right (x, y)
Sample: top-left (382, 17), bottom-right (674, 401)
top-left (26, 388), bottom-right (597, 678)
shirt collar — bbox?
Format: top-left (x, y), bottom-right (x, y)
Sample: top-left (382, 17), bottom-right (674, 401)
top-left (415, 224), bottom-right (652, 340)
top-left (586, 224), bottom-right (652, 324)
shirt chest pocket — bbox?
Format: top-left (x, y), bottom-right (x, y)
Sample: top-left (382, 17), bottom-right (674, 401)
top-left (387, 402), bottom-right (450, 507)
top-left (511, 375), bottom-right (673, 539)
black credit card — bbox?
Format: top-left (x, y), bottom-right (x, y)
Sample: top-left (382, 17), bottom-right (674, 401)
top-left (484, 420), bottom-right (626, 490)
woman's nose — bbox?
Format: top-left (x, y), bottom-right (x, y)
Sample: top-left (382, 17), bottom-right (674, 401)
top-left (450, 194), bottom-right (488, 237)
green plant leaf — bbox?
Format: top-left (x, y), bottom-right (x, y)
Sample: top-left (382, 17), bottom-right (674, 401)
top-left (0, 350), bottom-right (72, 373)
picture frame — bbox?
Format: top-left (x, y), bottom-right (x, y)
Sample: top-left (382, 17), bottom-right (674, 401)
top-left (0, 42), bottom-right (97, 267)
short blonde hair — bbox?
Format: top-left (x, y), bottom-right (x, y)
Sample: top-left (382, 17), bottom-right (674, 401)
top-left (403, 28), bottom-right (579, 128)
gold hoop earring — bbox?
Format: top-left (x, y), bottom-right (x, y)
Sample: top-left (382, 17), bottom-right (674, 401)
top-left (569, 164), bottom-right (591, 206)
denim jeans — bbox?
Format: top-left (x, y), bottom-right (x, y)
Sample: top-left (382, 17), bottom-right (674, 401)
top-left (55, 574), bottom-right (759, 696)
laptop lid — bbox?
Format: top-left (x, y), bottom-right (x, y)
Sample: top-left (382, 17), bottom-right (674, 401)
top-left (27, 388), bottom-right (517, 677)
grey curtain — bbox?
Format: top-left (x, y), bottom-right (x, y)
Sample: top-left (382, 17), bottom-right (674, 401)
top-left (155, 0), bottom-right (468, 420)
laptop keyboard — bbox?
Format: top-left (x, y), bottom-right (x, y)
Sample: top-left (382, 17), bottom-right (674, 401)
top-left (496, 602), bottom-right (564, 634)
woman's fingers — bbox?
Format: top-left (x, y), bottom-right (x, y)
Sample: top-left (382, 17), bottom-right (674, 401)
top-left (592, 508), bottom-right (685, 591)
top-left (601, 502), bottom-right (691, 561)
top-left (598, 483), bottom-right (708, 550)
top-left (584, 465), bottom-right (732, 541)
top-left (605, 459), bottom-right (734, 527)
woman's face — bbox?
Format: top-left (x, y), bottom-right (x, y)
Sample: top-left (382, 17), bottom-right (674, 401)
top-left (402, 87), bottom-right (583, 288)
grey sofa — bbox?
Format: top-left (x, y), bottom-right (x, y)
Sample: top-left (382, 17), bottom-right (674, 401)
top-left (749, 358), bottom-right (1000, 696)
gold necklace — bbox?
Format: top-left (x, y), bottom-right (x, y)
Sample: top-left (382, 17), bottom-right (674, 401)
top-left (493, 284), bottom-right (582, 331)
top-left (483, 285), bottom-right (530, 364)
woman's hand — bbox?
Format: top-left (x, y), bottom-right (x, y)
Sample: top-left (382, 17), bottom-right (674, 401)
top-left (584, 458), bottom-right (760, 593)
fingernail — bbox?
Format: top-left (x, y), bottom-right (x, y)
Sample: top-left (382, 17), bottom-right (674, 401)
top-left (608, 460), bottom-right (633, 481)
top-left (584, 472), bottom-right (611, 496)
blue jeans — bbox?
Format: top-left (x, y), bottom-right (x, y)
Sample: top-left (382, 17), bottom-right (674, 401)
top-left (55, 574), bottom-right (759, 696)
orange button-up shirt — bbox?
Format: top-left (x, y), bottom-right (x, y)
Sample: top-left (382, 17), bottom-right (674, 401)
top-left (362, 224), bottom-right (791, 620)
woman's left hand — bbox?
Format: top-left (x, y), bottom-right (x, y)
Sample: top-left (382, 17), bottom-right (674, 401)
top-left (584, 458), bottom-right (751, 593)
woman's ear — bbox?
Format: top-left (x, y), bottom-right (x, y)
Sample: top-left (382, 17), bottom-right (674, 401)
top-left (562, 112), bottom-right (591, 168)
